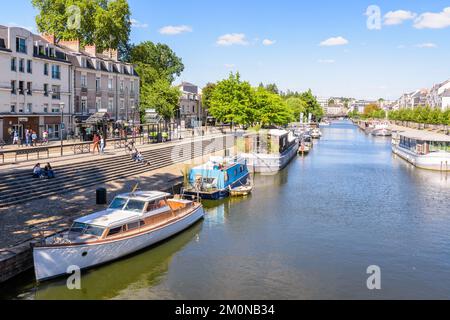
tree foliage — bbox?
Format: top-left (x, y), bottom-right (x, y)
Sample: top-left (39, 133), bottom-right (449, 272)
top-left (285, 97), bottom-right (307, 121)
top-left (201, 83), bottom-right (216, 112)
top-left (140, 78), bottom-right (181, 121)
top-left (31, 0), bottom-right (131, 52)
top-left (389, 106), bottom-right (450, 125)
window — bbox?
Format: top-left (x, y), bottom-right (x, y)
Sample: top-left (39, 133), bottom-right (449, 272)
top-left (81, 58), bottom-right (87, 68)
top-left (96, 77), bottom-right (101, 91)
top-left (120, 100), bottom-right (125, 110)
top-left (44, 63), bottom-right (49, 76)
top-left (107, 226), bottom-right (123, 237)
top-left (130, 81), bottom-right (135, 93)
top-left (96, 98), bottom-right (101, 111)
top-left (43, 104), bottom-right (49, 113)
top-left (27, 60), bottom-right (32, 73)
top-left (19, 59), bottom-right (24, 72)
top-left (26, 103), bottom-right (32, 113)
top-left (108, 99), bottom-right (113, 111)
top-left (96, 60), bottom-right (101, 70)
top-left (16, 37), bottom-right (27, 54)
top-left (127, 222), bottom-right (140, 231)
top-left (81, 75), bottom-right (87, 88)
top-left (108, 63), bottom-right (113, 72)
top-left (120, 80), bottom-right (124, 93)
top-left (52, 85), bottom-right (60, 100)
top-left (44, 84), bottom-right (49, 96)
top-left (11, 81), bottom-right (16, 94)
top-left (109, 197), bottom-right (127, 210)
top-left (81, 98), bottom-right (87, 113)
top-left (124, 200), bottom-right (146, 213)
top-left (108, 78), bottom-right (113, 90)
top-left (18, 81), bottom-right (24, 95)
top-left (84, 225), bottom-right (105, 237)
top-left (18, 103), bottom-right (24, 113)
top-left (11, 58), bottom-right (16, 71)
top-left (10, 104), bottom-right (16, 113)
top-left (52, 65), bottom-right (61, 79)
top-left (26, 82), bottom-right (32, 95)
top-left (51, 105), bottom-right (60, 113)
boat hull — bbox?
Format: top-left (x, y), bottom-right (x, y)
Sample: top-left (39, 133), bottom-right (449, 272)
top-left (392, 144), bottom-right (450, 171)
top-left (33, 206), bottom-right (205, 281)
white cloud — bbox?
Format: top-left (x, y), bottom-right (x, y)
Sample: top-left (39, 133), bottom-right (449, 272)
top-left (216, 33), bottom-right (249, 46)
top-left (224, 64), bottom-right (236, 68)
top-left (262, 39), bottom-right (276, 46)
top-left (318, 59), bottom-right (335, 64)
top-left (415, 43), bottom-right (437, 48)
top-left (131, 19), bottom-right (148, 29)
top-left (414, 7), bottom-right (450, 29)
top-left (383, 10), bottom-right (416, 26)
top-left (159, 25), bottom-right (193, 35)
top-left (319, 36), bottom-right (349, 46)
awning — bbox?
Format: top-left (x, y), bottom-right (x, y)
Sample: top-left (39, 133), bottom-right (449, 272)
top-left (85, 112), bottom-right (111, 125)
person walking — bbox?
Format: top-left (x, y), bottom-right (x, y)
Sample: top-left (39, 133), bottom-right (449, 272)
top-left (25, 129), bottom-right (31, 147)
top-left (100, 135), bottom-right (105, 154)
top-left (31, 131), bottom-right (38, 147)
top-left (92, 134), bottom-right (100, 153)
top-left (12, 130), bottom-right (19, 145)
top-left (42, 130), bottom-right (49, 145)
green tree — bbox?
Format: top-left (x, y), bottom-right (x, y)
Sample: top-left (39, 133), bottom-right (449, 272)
top-left (201, 83), bottom-right (216, 112)
top-left (31, 0), bottom-right (131, 52)
top-left (285, 97), bottom-right (307, 122)
top-left (140, 78), bottom-right (181, 121)
top-left (209, 72), bottom-right (255, 126)
top-left (253, 87), bottom-right (293, 126)
top-left (300, 89), bottom-right (324, 120)
top-left (130, 41), bottom-right (184, 83)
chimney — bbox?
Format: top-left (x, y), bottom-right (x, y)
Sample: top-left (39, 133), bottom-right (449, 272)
top-left (103, 48), bottom-right (118, 62)
top-left (41, 34), bottom-right (55, 44)
top-left (84, 44), bottom-right (97, 57)
top-left (58, 39), bottom-right (80, 53)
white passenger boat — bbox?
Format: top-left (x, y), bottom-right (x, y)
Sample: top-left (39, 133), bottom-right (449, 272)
top-left (371, 122), bottom-right (392, 136)
top-left (310, 128), bottom-right (322, 139)
top-left (33, 191), bottom-right (204, 281)
top-left (392, 131), bottom-right (450, 171)
top-left (240, 129), bottom-right (299, 175)
top-left (319, 120), bottom-right (331, 127)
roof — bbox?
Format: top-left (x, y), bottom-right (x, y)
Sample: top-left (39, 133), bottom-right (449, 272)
top-left (75, 191), bottom-right (171, 228)
top-left (396, 130), bottom-right (450, 142)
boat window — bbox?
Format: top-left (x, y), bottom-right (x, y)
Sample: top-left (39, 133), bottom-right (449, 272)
top-left (127, 221), bottom-right (140, 231)
top-left (107, 226), bottom-right (123, 237)
top-left (109, 197), bottom-right (128, 210)
top-left (84, 225), bottom-right (105, 237)
top-left (70, 222), bottom-right (86, 233)
top-left (139, 220), bottom-right (146, 227)
top-left (147, 200), bottom-right (166, 211)
top-left (124, 200), bottom-right (146, 213)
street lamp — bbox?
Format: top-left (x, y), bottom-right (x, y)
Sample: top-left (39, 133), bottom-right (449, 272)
top-left (60, 102), bottom-right (65, 156)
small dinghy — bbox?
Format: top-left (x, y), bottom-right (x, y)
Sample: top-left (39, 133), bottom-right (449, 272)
top-left (229, 184), bottom-right (253, 197)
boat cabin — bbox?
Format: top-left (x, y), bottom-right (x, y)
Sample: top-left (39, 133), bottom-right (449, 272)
top-left (395, 131), bottom-right (450, 155)
top-left (241, 129), bottom-right (297, 155)
top-left (188, 156), bottom-right (249, 192)
top-left (66, 191), bottom-right (197, 242)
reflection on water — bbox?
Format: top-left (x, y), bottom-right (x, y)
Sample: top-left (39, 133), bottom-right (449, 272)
top-left (2, 121), bottom-right (450, 299)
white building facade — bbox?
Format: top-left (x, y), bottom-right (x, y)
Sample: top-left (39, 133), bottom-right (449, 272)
top-left (0, 26), bottom-right (72, 142)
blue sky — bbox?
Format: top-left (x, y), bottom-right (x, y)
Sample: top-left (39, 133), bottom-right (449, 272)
top-left (2, 0), bottom-right (450, 100)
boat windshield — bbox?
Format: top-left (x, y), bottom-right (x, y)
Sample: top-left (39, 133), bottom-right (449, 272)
top-left (123, 200), bottom-right (146, 213)
top-left (69, 222), bottom-right (105, 237)
top-left (109, 197), bottom-right (128, 210)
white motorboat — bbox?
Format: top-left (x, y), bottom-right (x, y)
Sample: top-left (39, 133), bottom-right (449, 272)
top-left (310, 128), bottom-right (322, 139)
top-left (319, 120), bottom-right (331, 127)
top-left (33, 191), bottom-right (204, 281)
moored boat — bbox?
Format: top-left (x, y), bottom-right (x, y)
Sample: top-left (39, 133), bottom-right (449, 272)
top-left (310, 128), bottom-right (322, 139)
top-left (183, 156), bottom-right (250, 200)
top-left (392, 131), bottom-right (450, 171)
top-left (229, 184), bottom-right (253, 197)
top-left (33, 191), bottom-right (204, 281)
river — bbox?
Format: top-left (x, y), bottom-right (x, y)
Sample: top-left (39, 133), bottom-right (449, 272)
top-left (2, 120), bottom-right (450, 300)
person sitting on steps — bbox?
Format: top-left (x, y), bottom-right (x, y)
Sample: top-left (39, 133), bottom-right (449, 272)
top-left (33, 163), bottom-right (43, 178)
top-left (44, 163), bottom-right (55, 179)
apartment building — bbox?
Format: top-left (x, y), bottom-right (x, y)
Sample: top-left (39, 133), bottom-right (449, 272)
top-left (55, 39), bottom-right (140, 136)
top-left (0, 25), bottom-right (71, 142)
top-left (427, 80), bottom-right (450, 111)
top-left (178, 82), bottom-right (202, 128)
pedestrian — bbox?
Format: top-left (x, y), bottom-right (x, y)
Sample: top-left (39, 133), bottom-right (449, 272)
top-left (12, 130), bottom-right (19, 145)
top-left (32, 163), bottom-right (43, 178)
top-left (100, 135), bottom-right (105, 154)
top-left (114, 128), bottom-right (119, 138)
top-left (92, 134), bottom-right (100, 153)
top-left (31, 131), bottom-right (38, 147)
top-left (25, 129), bottom-right (31, 147)
top-left (44, 163), bottom-right (55, 179)
top-left (42, 130), bottom-right (49, 145)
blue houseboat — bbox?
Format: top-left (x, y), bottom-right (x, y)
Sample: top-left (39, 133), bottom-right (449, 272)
top-left (183, 156), bottom-right (250, 200)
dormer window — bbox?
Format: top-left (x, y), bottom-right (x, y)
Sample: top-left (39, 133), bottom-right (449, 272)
top-left (16, 37), bottom-right (27, 54)
top-left (81, 57), bottom-right (87, 68)
top-left (108, 63), bottom-right (113, 72)
top-left (96, 60), bottom-right (101, 70)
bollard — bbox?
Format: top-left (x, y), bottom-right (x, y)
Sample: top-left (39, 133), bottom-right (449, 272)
top-left (96, 188), bottom-right (107, 205)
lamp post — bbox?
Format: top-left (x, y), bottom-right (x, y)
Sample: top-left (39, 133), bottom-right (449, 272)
top-left (60, 102), bottom-right (65, 156)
